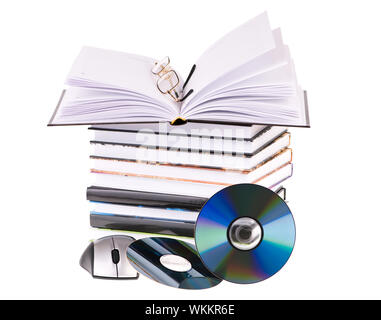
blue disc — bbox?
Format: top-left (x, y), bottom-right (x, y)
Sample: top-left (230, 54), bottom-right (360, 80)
top-left (127, 237), bottom-right (222, 289)
top-left (195, 184), bottom-right (295, 284)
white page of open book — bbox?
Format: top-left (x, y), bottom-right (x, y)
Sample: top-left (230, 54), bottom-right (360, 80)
top-left (187, 87), bottom-right (305, 126)
top-left (190, 62), bottom-right (297, 107)
top-left (182, 53), bottom-right (296, 119)
top-left (52, 47), bottom-right (182, 124)
top-left (180, 21), bottom-right (306, 126)
top-left (183, 12), bottom-right (275, 104)
top-left (183, 29), bottom-right (290, 109)
top-left (54, 87), bottom-right (174, 124)
top-left (66, 47), bottom-right (179, 113)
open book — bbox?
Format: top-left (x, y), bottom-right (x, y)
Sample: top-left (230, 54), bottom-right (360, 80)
top-left (49, 12), bottom-right (309, 127)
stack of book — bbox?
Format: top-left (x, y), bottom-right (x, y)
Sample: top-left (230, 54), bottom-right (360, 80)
top-left (87, 121), bottom-right (292, 237)
top-left (48, 13), bottom-right (310, 237)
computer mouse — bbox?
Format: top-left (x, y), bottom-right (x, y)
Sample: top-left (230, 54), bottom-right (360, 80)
top-left (80, 235), bottom-right (139, 280)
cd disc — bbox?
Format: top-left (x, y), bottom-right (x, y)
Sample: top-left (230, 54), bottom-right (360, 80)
top-left (127, 237), bottom-right (222, 290)
top-left (195, 184), bottom-right (295, 284)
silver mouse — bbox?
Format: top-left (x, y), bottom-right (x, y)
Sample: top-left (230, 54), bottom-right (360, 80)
top-left (80, 235), bottom-right (139, 280)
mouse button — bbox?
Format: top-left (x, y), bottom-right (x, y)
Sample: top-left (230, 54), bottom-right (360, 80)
top-left (111, 249), bottom-right (120, 264)
top-left (117, 260), bottom-right (139, 279)
top-left (112, 236), bottom-right (138, 279)
top-left (112, 236), bottom-right (135, 256)
top-left (79, 242), bottom-right (94, 275)
top-left (112, 235), bottom-right (135, 248)
top-left (93, 237), bottom-right (118, 278)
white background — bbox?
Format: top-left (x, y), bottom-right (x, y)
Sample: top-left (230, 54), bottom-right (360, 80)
top-left (0, 0), bottom-right (380, 300)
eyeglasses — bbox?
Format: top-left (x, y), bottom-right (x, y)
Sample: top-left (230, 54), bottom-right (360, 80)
top-left (152, 57), bottom-right (182, 102)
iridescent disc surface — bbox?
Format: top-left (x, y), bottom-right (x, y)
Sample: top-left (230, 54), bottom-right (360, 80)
top-left (127, 237), bottom-right (221, 290)
top-left (195, 184), bottom-right (295, 284)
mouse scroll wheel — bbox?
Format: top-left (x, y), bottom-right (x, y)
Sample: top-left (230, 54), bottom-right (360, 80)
top-left (111, 249), bottom-right (120, 264)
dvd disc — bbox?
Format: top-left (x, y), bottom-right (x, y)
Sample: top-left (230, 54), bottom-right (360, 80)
top-left (127, 237), bottom-right (222, 289)
top-left (195, 184), bottom-right (295, 284)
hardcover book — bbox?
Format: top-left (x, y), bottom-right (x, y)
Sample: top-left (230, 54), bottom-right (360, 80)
top-left (48, 13), bottom-right (309, 128)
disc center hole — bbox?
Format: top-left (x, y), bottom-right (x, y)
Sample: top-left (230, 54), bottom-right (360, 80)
top-left (239, 227), bottom-right (252, 240)
top-left (159, 254), bottom-right (192, 272)
top-left (228, 217), bottom-right (263, 251)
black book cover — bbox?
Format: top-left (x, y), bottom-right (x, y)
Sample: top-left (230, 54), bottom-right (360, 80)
top-left (90, 213), bottom-right (195, 238)
top-left (87, 186), bottom-right (207, 211)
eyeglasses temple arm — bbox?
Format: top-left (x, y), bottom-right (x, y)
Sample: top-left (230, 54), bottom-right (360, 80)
top-left (182, 64), bottom-right (196, 90)
top-left (179, 64), bottom-right (196, 103)
top-left (179, 89), bottom-right (193, 102)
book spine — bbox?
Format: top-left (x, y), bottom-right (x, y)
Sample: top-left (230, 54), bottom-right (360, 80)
top-left (90, 213), bottom-right (195, 238)
top-left (87, 186), bottom-right (207, 210)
